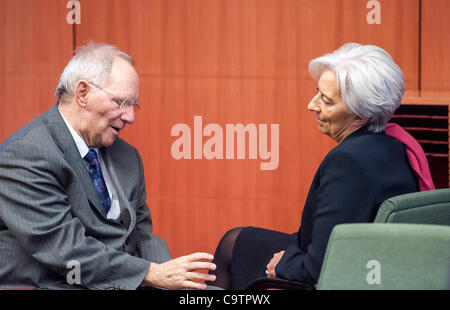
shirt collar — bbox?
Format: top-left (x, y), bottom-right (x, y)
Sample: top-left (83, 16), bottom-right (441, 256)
top-left (58, 106), bottom-right (98, 158)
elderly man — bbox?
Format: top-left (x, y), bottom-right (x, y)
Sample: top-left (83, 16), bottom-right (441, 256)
top-left (0, 43), bottom-right (216, 290)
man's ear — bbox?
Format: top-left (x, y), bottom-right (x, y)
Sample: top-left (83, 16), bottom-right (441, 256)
top-left (74, 80), bottom-right (90, 107)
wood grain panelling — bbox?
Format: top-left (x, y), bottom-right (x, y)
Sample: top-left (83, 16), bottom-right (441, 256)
top-left (5, 0), bottom-right (450, 280)
top-left (0, 0), bottom-right (73, 141)
top-left (422, 0), bottom-right (450, 91)
top-left (419, 0), bottom-right (450, 188)
top-left (75, 0), bottom-right (420, 258)
top-left (293, 0), bottom-right (419, 90)
top-left (76, 0), bottom-right (419, 83)
top-left (120, 75), bottom-right (325, 256)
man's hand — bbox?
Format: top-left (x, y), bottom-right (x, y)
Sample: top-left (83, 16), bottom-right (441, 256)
top-left (266, 250), bottom-right (285, 278)
top-left (142, 252), bottom-right (216, 289)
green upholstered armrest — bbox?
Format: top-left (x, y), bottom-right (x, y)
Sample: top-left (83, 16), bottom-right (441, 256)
top-left (374, 188), bottom-right (450, 224)
top-left (317, 223), bottom-right (450, 290)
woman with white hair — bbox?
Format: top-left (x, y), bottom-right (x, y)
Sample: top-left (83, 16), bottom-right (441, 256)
top-left (208, 43), bottom-right (433, 289)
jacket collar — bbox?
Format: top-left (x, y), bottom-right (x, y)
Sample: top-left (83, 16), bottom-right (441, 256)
top-left (44, 103), bottom-right (109, 219)
top-left (44, 104), bottom-right (135, 230)
top-left (339, 125), bottom-right (382, 145)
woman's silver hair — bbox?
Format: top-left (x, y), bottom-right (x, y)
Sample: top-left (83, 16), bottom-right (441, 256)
top-left (309, 43), bottom-right (404, 133)
top-left (55, 42), bottom-right (134, 103)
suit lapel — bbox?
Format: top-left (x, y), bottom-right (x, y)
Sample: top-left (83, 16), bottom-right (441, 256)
top-left (44, 104), bottom-right (108, 219)
top-left (100, 147), bottom-right (135, 233)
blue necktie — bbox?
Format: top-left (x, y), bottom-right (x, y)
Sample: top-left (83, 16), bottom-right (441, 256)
top-left (84, 149), bottom-right (111, 213)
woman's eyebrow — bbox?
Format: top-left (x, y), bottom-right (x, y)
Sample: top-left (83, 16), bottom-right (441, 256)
top-left (316, 87), bottom-right (332, 101)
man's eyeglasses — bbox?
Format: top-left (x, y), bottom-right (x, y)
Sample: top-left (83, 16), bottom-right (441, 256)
top-left (87, 81), bottom-right (139, 111)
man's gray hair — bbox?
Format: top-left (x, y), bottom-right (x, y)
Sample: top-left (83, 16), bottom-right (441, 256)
top-left (309, 43), bottom-right (404, 133)
top-left (55, 42), bottom-right (134, 103)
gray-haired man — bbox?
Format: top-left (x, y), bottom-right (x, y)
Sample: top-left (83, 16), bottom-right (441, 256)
top-left (0, 43), bottom-right (216, 290)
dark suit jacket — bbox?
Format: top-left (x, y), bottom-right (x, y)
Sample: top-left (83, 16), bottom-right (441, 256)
top-left (275, 126), bottom-right (418, 285)
top-left (0, 104), bottom-right (170, 289)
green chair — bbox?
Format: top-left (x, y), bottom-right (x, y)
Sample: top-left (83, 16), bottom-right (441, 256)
top-left (317, 223), bottom-right (450, 290)
top-left (375, 188), bottom-right (450, 224)
top-left (246, 189), bottom-right (450, 290)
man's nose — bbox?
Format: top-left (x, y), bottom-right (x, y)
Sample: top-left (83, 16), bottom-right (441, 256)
top-left (121, 108), bottom-right (135, 124)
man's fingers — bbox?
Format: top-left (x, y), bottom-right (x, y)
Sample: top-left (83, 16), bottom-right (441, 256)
top-left (188, 261), bottom-right (217, 271)
top-left (183, 252), bottom-right (214, 262)
top-left (182, 280), bottom-right (208, 290)
top-left (186, 271), bottom-right (216, 282)
top-left (151, 253), bottom-right (216, 289)
top-left (182, 272), bottom-right (216, 290)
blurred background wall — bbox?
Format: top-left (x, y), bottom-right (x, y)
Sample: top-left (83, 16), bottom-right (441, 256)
top-left (1, 0), bottom-right (449, 258)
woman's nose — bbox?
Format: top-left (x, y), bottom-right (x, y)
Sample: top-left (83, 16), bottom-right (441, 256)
top-left (308, 93), bottom-right (320, 112)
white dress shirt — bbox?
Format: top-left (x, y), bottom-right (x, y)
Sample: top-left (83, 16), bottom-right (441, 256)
top-left (59, 107), bottom-right (121, 220)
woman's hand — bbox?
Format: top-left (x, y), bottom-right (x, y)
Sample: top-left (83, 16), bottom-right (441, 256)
top-left (266, 250), bottom-right (285, 278)
top-left (142, 252), bottom-right (217, 289)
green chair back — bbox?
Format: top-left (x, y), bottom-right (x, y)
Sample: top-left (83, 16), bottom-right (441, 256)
top-left (317, 223), bottom-right (450, 290)
top-left (375, 188), bottom-right (450, 224)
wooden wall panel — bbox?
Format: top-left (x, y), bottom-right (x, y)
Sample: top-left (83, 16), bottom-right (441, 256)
top-left (4, 0), bottom-right (450, 283)
top-left (418, 0), bottom-right (450, 188)
top-left (294, 0), bottom-right (420, 90)
top-left (74, 0), bottom-right (420, 258)
top-left (0, 0), bottom-right (73, 142)
top-left (421, 0), bottom-right (450, 91)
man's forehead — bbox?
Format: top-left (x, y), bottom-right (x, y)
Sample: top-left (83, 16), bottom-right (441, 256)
top-left (104, 58), bottom-right (139, 95)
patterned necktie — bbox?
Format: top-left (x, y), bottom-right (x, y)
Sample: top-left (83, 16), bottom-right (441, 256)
top-left (84, 149), bottom-right (111, 213)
